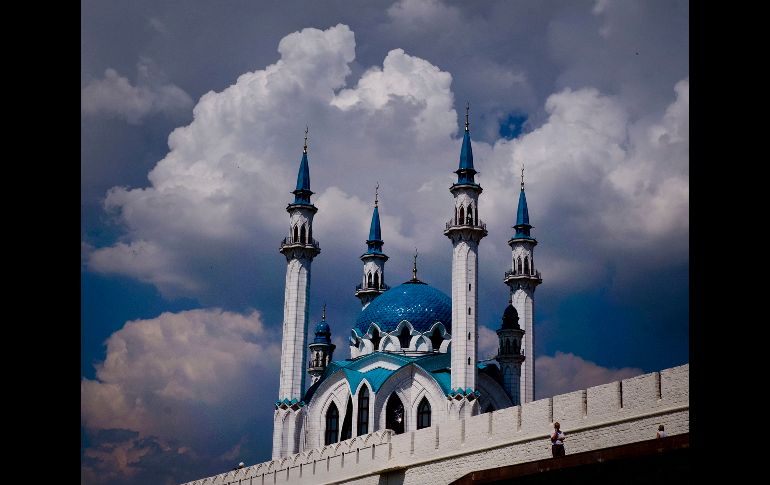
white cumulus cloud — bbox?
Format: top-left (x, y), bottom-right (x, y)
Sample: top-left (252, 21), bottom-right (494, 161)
top-left (535, 351), bottom-right (643, 399)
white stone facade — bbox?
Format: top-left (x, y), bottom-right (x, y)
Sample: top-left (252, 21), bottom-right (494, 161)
top-left (183, 364), bottom-right (689, 485)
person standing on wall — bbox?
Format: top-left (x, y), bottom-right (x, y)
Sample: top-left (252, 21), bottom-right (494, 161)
top-left (656, 424), bottom-right (667, 438)
top-left (551, 421), bottom-right (566, 457)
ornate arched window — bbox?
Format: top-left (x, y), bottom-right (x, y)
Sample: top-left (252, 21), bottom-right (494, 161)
top-left (300, 224), bottom-right (306, 244)
top-left (517, 257), bottom-right (522, 274)
top-left (385, 393), bottom-right (405, 435)
top-left (417, 397), bottom-right (431, 430)
top-left (370, 327), bottom-right (382, 351)
top-left (374, 272), bottom-right (380, 289)
top-left (357, 387), bottom-right (369, 436)
top-left (340, 397), bottom-right (353, 441)
top-left (459, 205), bottom-right (465, 225)
top-left (398, 326), bottom-right (411, 348)
top-left (367, 272), bottom-right (373, 287)
top-left (325, 403), bottom-right (339, 445)
top-left (429, 328), bottom-right (443, 351)
top-left (293, 225), bottom-right (299, 243)
top-left (524, 256), bottom-right (530, 275)
top-left (467, 204), bottom-right (474, 225)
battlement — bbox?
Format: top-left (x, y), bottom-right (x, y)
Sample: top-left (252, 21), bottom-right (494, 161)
top-left (181, 363), bottom-right (688, 485)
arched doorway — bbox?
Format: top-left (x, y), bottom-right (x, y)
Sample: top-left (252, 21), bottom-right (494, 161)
top-left (385, 393), bottom-right (405, 434)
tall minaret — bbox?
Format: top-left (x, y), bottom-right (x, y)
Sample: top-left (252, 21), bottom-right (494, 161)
top-left (503, 166), bottom-right (542, 403)
top-left (273, 128), bottom-right (321, 459)
top-left (495, 298), bottom-right (526, 405)
top-left (444, 104), bottom-right (487, 419)
top-left (355, 184), bottom-right (389, 308)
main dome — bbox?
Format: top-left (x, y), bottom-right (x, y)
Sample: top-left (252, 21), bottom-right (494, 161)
top-left (354, 281), bottom-right (452, 334)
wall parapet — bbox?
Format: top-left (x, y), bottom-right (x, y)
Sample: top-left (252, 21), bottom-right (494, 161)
top-left (181, 363), bottom-right (689, 485)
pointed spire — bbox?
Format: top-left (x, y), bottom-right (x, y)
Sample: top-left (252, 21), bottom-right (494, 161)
top-left (455, 102), bottom-right (477, 185)
top-left (292, 126), bottom-right (313, 205)
top-left (366, 183), bottom-right (384, 254)
top-left (513, 163), bottom-right (533, 238)
top-left (412, 248), bottom-right (418, 280)
top-left (322, 302), bottom-right (326, 321)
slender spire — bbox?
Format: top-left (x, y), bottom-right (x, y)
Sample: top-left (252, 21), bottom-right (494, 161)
top-left (292, 126), bottom-right (313, 204)
top-left (455, 102), bottom-right (477, 185)
top-left (366, 184), bottom-right (384, 254)
top-left (412, 248), bottom-right (418, 280)
top-left (322, 302), bottom-right (326, 321)
top-left (513, 163), bottom-right (533, 238)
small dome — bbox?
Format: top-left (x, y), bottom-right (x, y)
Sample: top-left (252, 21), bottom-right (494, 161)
top-left (313, 321), bottom-right (332, 344)
top-left (501, 304), bottom-right (520, 330)
top-left (354, 281), bottom-right (451, 334)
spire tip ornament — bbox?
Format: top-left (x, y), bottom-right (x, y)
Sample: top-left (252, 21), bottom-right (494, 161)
top-left (303, 126), bottom-right (309, 154)
top-left (464, 102), bottom-right (470, 132)
top-left (375, 182), bottom-right (379, 208)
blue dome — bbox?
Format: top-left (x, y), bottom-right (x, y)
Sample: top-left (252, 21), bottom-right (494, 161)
top-left (313, 321), bottom-right (332, 344)
top-left (354, 281), bottom-right (451, 334)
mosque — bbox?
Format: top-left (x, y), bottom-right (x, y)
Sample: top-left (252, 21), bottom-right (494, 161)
top-left (272, 110), bottom-right (543, 459)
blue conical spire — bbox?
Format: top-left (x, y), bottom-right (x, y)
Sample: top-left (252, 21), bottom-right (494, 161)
top-left (455, 103), bottom-right (477, 185)
top-left (513, 166), bottom-right (533, 239)
top-left (366, 184), bottom-right (384, 254)
top-left (292, 127), bottom-right (314, 204)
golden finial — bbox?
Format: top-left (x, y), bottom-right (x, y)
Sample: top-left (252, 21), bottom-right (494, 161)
top-left (465, 102), bottom-right (470, 132)
top-left (322, 303), bottom-right (326, 321)
top-left (375, 182), bottom-right (379, 208)
top-left (412, 248), bottom-right (419, 280)
top-left (521, 164), bottom-right (525, 190)
top-left (303, 126), bottom-right (308, 154)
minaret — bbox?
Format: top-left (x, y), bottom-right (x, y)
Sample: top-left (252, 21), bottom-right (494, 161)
top-left (308, 304), bottom-right (336, 385)
top-left (444, 104), bottom-right (487, 419)
top-left (503, 166), bottom-right (542, 403)
top-left (355, 184), bottom-right (389, 308)
top-left (495, 298), bottom-right (525, 405)
top-left (273, 128), bottom-right (321, 459)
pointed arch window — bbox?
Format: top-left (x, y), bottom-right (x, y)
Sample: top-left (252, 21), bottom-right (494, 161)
top-left (417, 397), bottom-right (431, 429)
top-left (467, 204), bottom-right (474, 225)
top-left (373, 272), bottom-right (380, 289)
top-left (398, 326), bottom-right (411, 348)
top-left (517, 257), bottom-right (522, 274)
top-left (340, 397), bottom-right (353, 441)
top-left (370, 327), bottom-right (382, 351)
top-left (523, 256), bottom-right (530, 275)
top-left (293, 225), bottom-right (299, 243)
top-left (429, 328), bottom-right (443, 351)
top-left (385, 393), bottom-right (405, 434)
top-left (474, 206), bottom-right (478, 226)
top-left (300, 224), bottom-right (307, 244)
top-left (459, 206), bottom-right (465, 225)
top-left (367, 272), bottom-right (373, 287)
top-left (357, 387), bottom-right (369, 436)
top-left (325, 402), bottom-right (339, 445)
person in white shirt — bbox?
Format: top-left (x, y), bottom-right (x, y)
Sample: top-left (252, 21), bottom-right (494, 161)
top-left (656, 424), bottom-right (667, 439)
top-left (551, 421), bottom-right (566, 457)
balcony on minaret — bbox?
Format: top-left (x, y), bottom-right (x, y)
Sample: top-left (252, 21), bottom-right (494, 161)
top-left (355, 282), bottom-right (390, 293)
top-left (445, 217), bottom-right (487, 232)
top-left (503, 268), bottom-right (542, 284)
top-left (280, 235), bottom-right (320, 250)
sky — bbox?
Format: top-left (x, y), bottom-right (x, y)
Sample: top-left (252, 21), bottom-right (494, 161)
top-left (80, 1), bottom-right (689, 483)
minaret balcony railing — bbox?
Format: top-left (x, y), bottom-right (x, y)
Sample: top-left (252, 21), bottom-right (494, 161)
top-left (280, 236), bottom-right (320, 249)
top-left (355, 283), bottom-right (390, 291)
top-left (445, 219), bottom-right (487, 231)
top-left (504, 269), bottom-right (541, 279)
